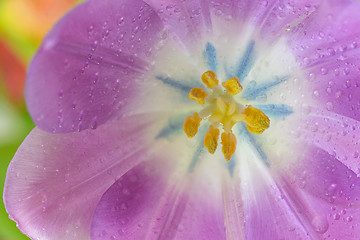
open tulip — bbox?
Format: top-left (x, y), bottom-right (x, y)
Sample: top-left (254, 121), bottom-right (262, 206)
top-left (4, 0), bottom-right (360, 239)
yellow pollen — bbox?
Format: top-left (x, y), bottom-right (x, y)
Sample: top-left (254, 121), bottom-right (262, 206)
top-left (183, 112), bottom-right (202, 138)
top-left (204, 125), bottom-right (220, 154)
top-left (221, 131), bottom-right (237, 161)
top-left (183, 71), bottom-right (270, 162)
top-left (189, 88), bottom-right (208, 104)
top-left (222, 77), bottom-right (243, 95)
top-left (243, 106), bottom-right (270, 134)
top-left (201, 70), bottom-right (219, 89)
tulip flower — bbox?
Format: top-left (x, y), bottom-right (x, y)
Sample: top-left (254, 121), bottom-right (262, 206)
top-left (4, 0), bottom-right (360, 239)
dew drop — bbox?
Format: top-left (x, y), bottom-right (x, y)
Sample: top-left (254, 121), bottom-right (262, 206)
top-left (88, 25), bottom-right (94, 33)
top-left (335, 90), bottom-right (342, 99)
top-left (313, 90), bottom-right (320, 97)
top-left (326, 102), bottom-right (334, 111)
top-left (311, 215), bottom-right (329, 234)
top-left (215, 9), bottom-right (223, 16)
top-left (122, 188), bottom-right (130, 195)
top-left (303, 57), bottom-right (310, 65)
top-left (327, 183), bottom-right (337, 196)
top-left (346, 216), bottom-right (353, 222)
top-left (321, 67), bottom-right (328, 75)
top-left (327, 48), bottom-right (335, 56)
top-left (41, 194), bottom-right (48, 203)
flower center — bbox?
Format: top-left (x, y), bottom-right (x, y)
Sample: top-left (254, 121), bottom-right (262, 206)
top-left (183, 71), bottom-right (270, 161)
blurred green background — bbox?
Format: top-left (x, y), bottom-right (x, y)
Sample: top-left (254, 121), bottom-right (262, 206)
top-left (0, 0), bottom-right (80, 239)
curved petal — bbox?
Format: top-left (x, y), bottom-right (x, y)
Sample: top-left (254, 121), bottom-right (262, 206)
top-left (279, 147), bottom-right (360, 239)
top-left (282, 143), bottom-right (360, 207)
top-left (144, 0), bottom-right (322, 51)
top-left (26, 0), bottom-right (164, 133)
top-left (91, 152), bottom-right (227, 240)
top-left (287, 0), bottom-right (360, 120)
top-left (237, 141), bottom-right (360, 239)
top-left (299, 108), bottom-right (360, 173)
top-left (233, 138), bottom-right (316, 239)
top-left (3, 113), bottom-right (167, 240)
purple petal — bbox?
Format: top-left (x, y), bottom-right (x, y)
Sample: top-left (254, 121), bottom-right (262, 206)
top-left (300, 108), bottom-right (360, 173)
top-left (221, 171), bottom-right (245, 239)
top-left (277, 141), bottom-right (360, 238)
top-left (283, 144), bottom-right (360, 206)
top-left (145, 0), bottom-right (321, 51)
top-left (26, 0), bottom-right (164, 133)
top-left (288, 0), bottom-right (360, 120)
top-left (240, 147), bottom-right (360, 239)
top-left (91, 157), bottom-right (226, 240)
top-left (239, 157), bottom-right (315, 239)
top-left (4, 113), bottom-right (165, 240)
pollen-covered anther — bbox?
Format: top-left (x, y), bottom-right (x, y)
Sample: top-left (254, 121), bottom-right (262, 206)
top-left (221, 131), bottom-right (237, 161)
top-left (183, 112), bottom-right (202, 138)
top-left (189, 88), bottom-right (208, 104)
top-left (243, 106), bottom-right (270, 134)
top-left (222, 77), bottom-right (243, 95)
top-left (204, 125), bottom-right (220, 154)
top-left (201, 70), bottom-right (219, 89)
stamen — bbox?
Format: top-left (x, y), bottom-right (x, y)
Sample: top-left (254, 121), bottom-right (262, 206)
top-left (243, 106), bottom-right (270, 134)
top-left (221, 131), bottom-right (237, 161)
top-left (201, 70), bottom-right (219, 89)
top-left (189, 88), bottom-right (208, 104)
top-left (183, 71), bottom-right (270, 161)
top-left (183, 112), bottom-right (202, 138)
top-left (222, 77), bottom-right (243, 95)
top-left (204, 125), bottom-right (220, 154)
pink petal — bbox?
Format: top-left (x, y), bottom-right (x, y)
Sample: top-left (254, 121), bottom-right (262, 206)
top-left (288, 0), bottom-right (360, 120)
top-left (283, 143), bottom-right (360, 208)
top-left (91, 156), bottom-right (226, 240)
top-left (26, 0), bottom-right (164, 133)
top-left (300, 108), bottom-right (360, 173)
top-left (145, 0), bottom-right (321, 50)
top-left (4, 113), bottom-right (165, 240)
top-left (238, 156), bottom-right (315, 239)
top-left (279, 144), bottom-right (360, 238)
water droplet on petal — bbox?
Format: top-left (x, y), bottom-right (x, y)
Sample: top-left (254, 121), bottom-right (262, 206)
top-left (333, 213), bottom-right (340, 220)
top-left (312, 215), bottom-right (329, 234)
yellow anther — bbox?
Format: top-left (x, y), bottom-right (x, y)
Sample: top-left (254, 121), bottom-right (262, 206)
top-left (243, 106), bottom-right (270, 134)
top-left (183, 112), bottom-right (202, 138)
top-left (204, 125), bottom-right (220, 154)
top-left (221, 131), bottom-right (237, 161)
top-left (189, 88), bottom-right (208, 104)
top-left (222, 77), bottom-right (243, 95)
top-left (201, 70), bottom-right (219, 89)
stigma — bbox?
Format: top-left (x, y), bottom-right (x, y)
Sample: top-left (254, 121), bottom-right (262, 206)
top-left (183, 71), bottom-right (270, 161)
